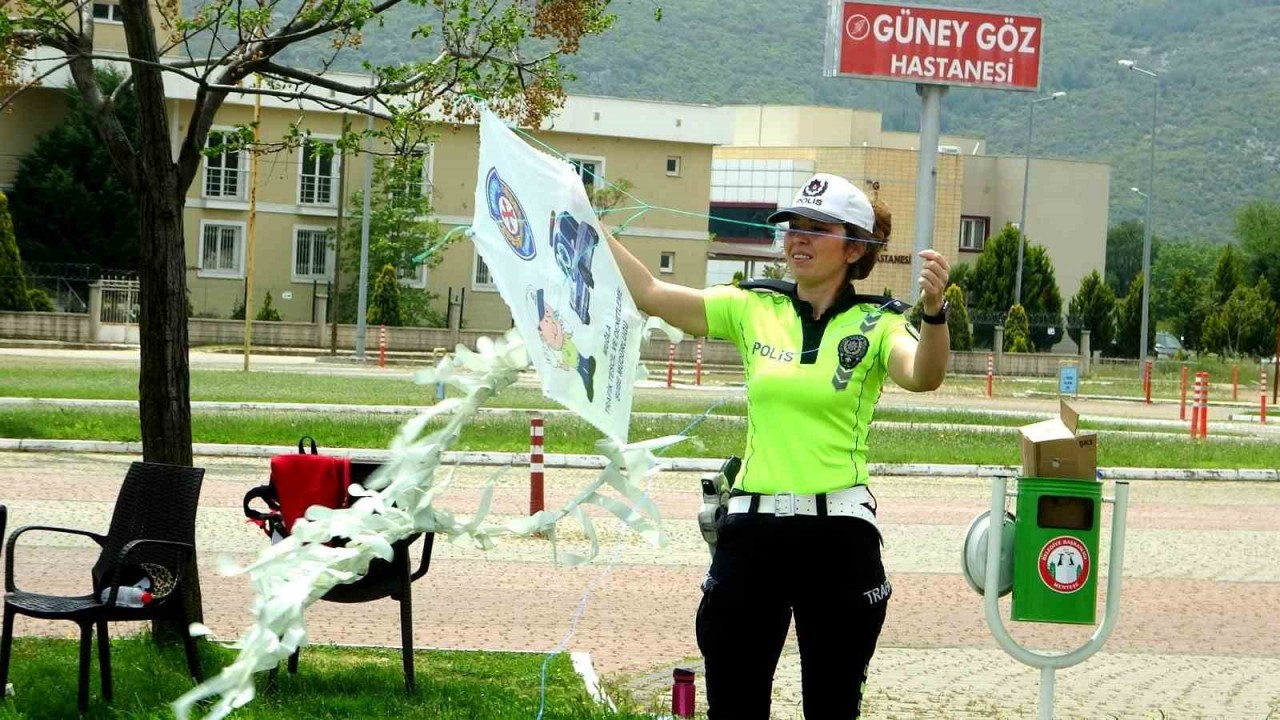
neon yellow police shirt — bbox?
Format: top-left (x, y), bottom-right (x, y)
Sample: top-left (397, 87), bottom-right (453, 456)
top-left (704, 281), bottom-right (916, 495)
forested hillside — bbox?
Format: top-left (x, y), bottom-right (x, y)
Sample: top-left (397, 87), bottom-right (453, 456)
top-left (282, 0), bottom-right (1280, 241)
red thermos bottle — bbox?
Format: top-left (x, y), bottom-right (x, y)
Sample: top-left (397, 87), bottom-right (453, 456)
top-left (672, 668), bottom-right (695, 718)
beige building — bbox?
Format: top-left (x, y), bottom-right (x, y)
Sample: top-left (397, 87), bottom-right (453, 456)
top-left (2, 4), bottom-right (732, 330)
top-left (710, 104), bottom-right (1110, 317)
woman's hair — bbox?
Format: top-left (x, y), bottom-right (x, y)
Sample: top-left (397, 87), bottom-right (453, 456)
top-left (844, 198), bottom-right (892, 284)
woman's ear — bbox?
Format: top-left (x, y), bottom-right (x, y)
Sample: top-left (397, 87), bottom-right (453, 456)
top-left (845, 239), bottom-right (866, 264)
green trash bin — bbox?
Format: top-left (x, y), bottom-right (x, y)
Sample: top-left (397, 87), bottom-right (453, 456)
top-left (1011, 477), bottom-right (1102, 625)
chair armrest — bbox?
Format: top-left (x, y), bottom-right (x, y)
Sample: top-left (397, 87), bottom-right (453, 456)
top-left (102, 539), bottom-right (195, 606)
top-left (409, 533), bottom-right (436, 582)
top-left (5, 525), bottom-right (106, 593)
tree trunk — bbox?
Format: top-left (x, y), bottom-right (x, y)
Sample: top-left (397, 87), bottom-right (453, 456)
top-left (136, 169), bottom-right (205, 634)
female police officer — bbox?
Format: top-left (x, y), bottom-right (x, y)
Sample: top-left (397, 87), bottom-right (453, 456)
top-left (606, 172), bottom-right (950, 719)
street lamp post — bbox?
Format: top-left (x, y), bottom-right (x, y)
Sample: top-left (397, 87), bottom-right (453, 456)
top-left (1015, 91), bottom-right (1066, 307)
top-left (1119, 59), bottom-right (1158, 362)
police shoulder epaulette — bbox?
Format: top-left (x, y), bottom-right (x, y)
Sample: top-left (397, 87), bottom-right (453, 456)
top-left (852, 295), bottom-right (911, 315)
top-left (738, 279), bottom-right (796, 295)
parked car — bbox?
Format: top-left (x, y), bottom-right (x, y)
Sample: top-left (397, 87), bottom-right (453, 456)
top-left (1154, 331), bottom-right (1183, 359)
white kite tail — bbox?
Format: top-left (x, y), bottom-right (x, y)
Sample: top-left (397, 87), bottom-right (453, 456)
top-left (172, 329), bottom-right (682, 720)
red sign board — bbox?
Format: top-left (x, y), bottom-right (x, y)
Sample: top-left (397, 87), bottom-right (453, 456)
top-left (824, 1), bottom-right (1043, 91)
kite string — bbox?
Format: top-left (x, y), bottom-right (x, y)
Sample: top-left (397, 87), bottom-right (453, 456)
top-left (534, 399), bottom-right (730, 719)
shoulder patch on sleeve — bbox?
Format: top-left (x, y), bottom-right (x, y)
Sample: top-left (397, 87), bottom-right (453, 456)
top-left (738, 279), bottom-right (796, 296)
top-left (852, 294), bottom-right (911, 315)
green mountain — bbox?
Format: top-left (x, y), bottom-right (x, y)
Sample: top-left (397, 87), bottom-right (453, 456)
top-left (272, 0), bottom-right (1280, 242)
top-left (558, 0), bottom-right (1280, 243)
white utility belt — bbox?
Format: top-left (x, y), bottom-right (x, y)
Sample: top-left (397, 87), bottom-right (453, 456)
top-left (726, 484), bottom-right (877, 528)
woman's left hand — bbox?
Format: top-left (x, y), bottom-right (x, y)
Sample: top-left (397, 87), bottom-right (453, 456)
top-left (917, 249), bottom-right (951, 314)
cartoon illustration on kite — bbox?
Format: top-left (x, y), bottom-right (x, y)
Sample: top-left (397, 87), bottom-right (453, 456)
top-left (548, 210), bottom-right (598, 324)
top-left (530, 286), bottom-right (597, 402)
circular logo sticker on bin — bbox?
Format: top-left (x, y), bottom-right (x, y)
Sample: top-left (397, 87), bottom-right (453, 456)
top-left (1037, 536), bottom-right (1090, 594)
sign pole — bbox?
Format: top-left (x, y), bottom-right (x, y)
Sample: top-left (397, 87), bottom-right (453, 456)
top-left (912, 83), bottom-right (946, 303)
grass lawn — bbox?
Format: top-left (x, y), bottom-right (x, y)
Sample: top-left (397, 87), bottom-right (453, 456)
top-left (2, 356), bottom-right (1270, 408)
top-left (1, 406), bottom-right (1276, 469)
top-left (0, 636), bottom-right (643, 719)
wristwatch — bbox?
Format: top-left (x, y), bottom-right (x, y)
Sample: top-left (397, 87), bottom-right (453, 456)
top-left (921, 300), bottom-right (949, 325)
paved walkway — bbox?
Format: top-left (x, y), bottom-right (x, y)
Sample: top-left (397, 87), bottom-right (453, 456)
top-left (1, 452), bottom-right (1277, 718)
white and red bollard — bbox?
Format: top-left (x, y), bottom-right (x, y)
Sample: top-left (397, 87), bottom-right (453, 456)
top-left (667, 343), bottom-right (676, 389)
top-left (1143, 360), bottom-right (1153, 405)
top-left (1190, 371), bottom-right (1209, 439)
top-left (529, 415), bottom-right (544, 515)
top-left (1262, 364), bottom-right (1269, 425)
top-left (986, 353), bottom-right (994, 398)
top-left (378, 324), bottom-right (387, 369)
top-left (695, 340), bottom-right (704, 386)
top-left (1179, 365), bottom-right (1189, 421)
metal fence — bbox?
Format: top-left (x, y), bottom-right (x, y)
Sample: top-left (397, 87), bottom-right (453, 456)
top-left (15, 263), bottom-right (136, 314)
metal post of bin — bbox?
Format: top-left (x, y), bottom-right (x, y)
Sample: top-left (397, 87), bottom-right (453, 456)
top-left (983, 475), bottom-right (1130, 720)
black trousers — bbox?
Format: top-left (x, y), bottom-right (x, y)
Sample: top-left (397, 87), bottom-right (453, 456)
top-left (696, 511), bottom-right (890, 720)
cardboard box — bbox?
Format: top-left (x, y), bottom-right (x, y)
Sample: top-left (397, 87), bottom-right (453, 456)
top-left (1018, 400), bottom-right (1098, 481)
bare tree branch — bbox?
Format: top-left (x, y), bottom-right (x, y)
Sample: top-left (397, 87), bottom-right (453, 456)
top-left (0, 56), bottom-right (72, 112)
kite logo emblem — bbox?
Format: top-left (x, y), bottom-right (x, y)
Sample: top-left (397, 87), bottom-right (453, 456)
top-left (486, 167), bottom-right (535, 259)
top-left (1038, 536), bottom-right (1090, 594)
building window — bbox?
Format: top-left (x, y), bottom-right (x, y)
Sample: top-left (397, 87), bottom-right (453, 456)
top-left (666, 156), bottom-right (682, 177)
top-left (567, 155), bottom-right (605, 190)
top-left (292, 227), bottom-right (332, 281)
top-left (198, 222), bottom-right (244, 278)
top-left (659, 252), bottom-right (675, 274)
top-left (473, 252), bottom-right (495, 290)
top-left (709, 202), bottom-right (778, 244)
top-left (92, 2), bottom-right (123, 22)
top-left (203, 130), bottom-right (246, 200)
top-left (959, 216), bottom-right (990, 252)
top-left (396, 262), bottom-right (428, 289)
top-left (390, 147), bottom-right (433, 200)
top-left (299, 139), bottom-right (339, 205)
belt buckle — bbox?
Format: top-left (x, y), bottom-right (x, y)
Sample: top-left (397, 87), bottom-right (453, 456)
top-left (773, 492), bottom-right (795, 517)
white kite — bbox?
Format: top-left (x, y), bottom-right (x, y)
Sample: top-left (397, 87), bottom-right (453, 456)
top-left (471, 109), bottom-right (645, 443)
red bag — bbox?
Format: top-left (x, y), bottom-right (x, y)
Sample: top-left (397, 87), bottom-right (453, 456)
top-left (244, 437), bottom-right (351, 538)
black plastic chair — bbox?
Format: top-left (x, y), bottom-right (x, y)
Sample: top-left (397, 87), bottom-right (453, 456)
top-left (0, 461), bottom-right (205, 713)
top-left (258, 461), bottom-right (435, 693)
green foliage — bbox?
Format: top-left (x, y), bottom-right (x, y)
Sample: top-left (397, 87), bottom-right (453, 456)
top-left (1113, 273), bottom-right (1156, 359)
top-left (1003, 304), bottom-right (1034, 353)
top-left (1201, 278), bottom-right (1277, 358)
top-left (1104, 220), bottom-right (1158, 297)
top-left (967, 225), bottom-right (1063, 351)
top-left (340, 156), bottom-right (449, 327)
top-left (8, 69), bottom-right (140, 270)
top-left (0, 192), bottom-right (33, 311)
top-left (949, 262), bottom-right (975, 297)
top-left (1067, 270), bottom-right (1116, 351)
top-left (1151, 241), bottom-right (1218, 324)
top-left (761, 262), bottom-right (786, 280)
top-left (368, 264), bottom-right (404, 327)
top-left (26, 287), bottom-right (54, 312)
top-left (1211, 244), bottom-right (1246, 305)
top-left (230, 294), bottom-right (246, 321)
top-left (254, 291), bottom-right (282, 321)
top-left (945, 284), bottom-right (972, 351)
top-left (1234, 200), bottom-right (1280, 306)
top-left (1165, 268), bottom-right (1213, 352)
top-left (730, 271), bottom-right (744, 286)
